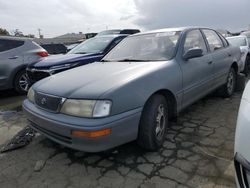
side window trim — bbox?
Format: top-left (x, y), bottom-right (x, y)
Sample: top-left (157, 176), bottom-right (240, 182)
top-left (216, 31), bottom-right (229, 47)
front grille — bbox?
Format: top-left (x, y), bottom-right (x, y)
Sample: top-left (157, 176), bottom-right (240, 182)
top-left (35, 92), bottom-right (62, 112)
top-left (27, 69), bottom-right (50, 82)
top-left (30, 121), bottom-right (72, 144)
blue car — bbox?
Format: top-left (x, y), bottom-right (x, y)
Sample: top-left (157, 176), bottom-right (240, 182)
top-left (26, 34), bottom-right (128, 84)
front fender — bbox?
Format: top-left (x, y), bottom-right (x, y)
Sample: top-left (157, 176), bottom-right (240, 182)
top-left (100, 61), bottom-right (182, 115)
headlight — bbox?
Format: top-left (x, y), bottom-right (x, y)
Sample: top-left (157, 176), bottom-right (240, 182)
top-left (27, 88), bottom-right (35, 103)
top-left (60, 99), bottom-right (112, 118)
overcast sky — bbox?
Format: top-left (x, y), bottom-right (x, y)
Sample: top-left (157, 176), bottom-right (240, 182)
top-left (0, 0), bottom-right (249, 38)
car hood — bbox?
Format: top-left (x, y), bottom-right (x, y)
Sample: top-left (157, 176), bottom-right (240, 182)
top-left (34, 61), bottom-right (168, 99)
top-left (31, 53), bottom-right (102, 68)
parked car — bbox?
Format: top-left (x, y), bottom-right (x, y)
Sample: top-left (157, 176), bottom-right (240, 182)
top-left (97, 29), bottom-right (140, 36)
top-left (0, 36), bottom-right (48, 94)
top-left (41, 43), bottom-right (67, 54)
top-left (26, 34), bottom-right (129, 85)
top-left (23, 27), bottom-right (241, 152)
top-left (227, 36), bottom-right (250, 74)
top-left (241, 31), bottom-right (250, 45)
top-left (235, 80), bottom-right (250, 188)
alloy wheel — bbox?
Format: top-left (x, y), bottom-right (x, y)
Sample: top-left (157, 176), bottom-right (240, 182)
top-left (19, 73), bottom-right (29, 92)
top-left (155, 104), bottom-right (166, 141)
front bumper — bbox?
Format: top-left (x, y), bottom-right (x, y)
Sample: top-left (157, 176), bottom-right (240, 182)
top-left (23, 99), bottom-right (142, 152)
top-left (235, 153), bottom-right (250, 188)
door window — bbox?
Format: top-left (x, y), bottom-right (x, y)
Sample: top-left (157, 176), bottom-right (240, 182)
top-left (0, 39), bottom-right (24, 52)
top-left (183, 30), bottom-right (207, 55)
top-left (202, 30), bottom-right (224, 52)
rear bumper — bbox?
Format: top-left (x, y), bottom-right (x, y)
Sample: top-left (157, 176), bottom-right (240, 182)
top-left (23, 99), bottom-right (142, 152)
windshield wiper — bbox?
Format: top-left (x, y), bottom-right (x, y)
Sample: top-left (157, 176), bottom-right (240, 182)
top-left (116, 59), bottom-right (148, 62)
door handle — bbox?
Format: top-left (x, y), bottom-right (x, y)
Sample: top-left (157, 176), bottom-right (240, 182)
top-left (228, 54), bottom-right (232, 57)
top-left (207, 61), bottom-right (213, 64)
top-left (8, 56), bottom-right (18, 59)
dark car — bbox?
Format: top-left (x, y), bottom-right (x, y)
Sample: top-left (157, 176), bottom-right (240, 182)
top-left (26, 34), bottom-right (128, 85)
top-left (41, 43), bottom-right (67, 55)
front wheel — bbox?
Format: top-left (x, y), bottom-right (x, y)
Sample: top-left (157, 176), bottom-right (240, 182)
top-left (218, 68), bottom-right (236, 98)
top-left (137, 94), bottom-right (168, 151)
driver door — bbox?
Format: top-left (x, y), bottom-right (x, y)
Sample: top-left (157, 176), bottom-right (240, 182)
top-left (179, 29), bottom-right (214, 109)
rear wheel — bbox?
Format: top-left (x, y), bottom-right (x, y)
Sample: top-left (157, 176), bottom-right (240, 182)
top-left (14, 70), bottom-right (29, 94)
top-left (137, 94), bottom-right (168, 151)
top-left (218, 68), bottom-right (236, 98)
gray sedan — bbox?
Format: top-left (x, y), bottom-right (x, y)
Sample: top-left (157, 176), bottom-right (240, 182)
top-left (23, 27), bottom-right (241, 152)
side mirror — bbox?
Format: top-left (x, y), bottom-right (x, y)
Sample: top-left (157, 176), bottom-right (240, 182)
top-left (183, 48), bottom-right (203, 60)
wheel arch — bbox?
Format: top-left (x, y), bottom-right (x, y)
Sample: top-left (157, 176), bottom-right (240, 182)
top-left (11, 65), bottom-right (27, 87)
top-left (146, 89), bottom-right (178, 120)
top-left (231, 62), bottom-right (238, 74)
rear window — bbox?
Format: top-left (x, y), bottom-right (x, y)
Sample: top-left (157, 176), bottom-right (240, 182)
top-left (0, 39), bottom-right (25, 52)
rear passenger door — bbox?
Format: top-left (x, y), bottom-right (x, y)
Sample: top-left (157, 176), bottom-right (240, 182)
top-left (180, 29), bottom-right (213, 108)
top-left (202, 29), bottom-right (231, 88)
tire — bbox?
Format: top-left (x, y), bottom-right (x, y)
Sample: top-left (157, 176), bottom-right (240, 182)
top-left (235, 73), bottom-right (246, 92)
top-left (137, 94), bottom-right (168, 151)
top-left (218, 68), bottom-right (236, 98)
top-left (14, 70), bottom-right (29, 94)
top-left (243, 56), bottom-right (250, 76)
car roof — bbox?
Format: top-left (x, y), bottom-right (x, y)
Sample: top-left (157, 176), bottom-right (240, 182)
top-left (241, 31), bottom-right (250, 37)
top-left (226, 35), bottom-right (247, 39)
top-left (0, 35), bottom-right (32, 41)
top-left (132, 26), bottom-right (213, 36)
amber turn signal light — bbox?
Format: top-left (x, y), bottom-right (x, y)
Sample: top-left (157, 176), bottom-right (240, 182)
top-left (71, 128), bottom-right (111, 138)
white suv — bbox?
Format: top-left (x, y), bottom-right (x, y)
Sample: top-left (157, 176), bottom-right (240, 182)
top-left (0, 36), bottom-right (48, 94)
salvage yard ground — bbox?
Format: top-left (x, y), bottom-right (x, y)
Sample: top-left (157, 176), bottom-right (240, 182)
top-left (0, 89), bottom-right (242, 188)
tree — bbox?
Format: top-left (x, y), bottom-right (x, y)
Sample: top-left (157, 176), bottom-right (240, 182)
top-left (0, 28), bottom-right (10, 36)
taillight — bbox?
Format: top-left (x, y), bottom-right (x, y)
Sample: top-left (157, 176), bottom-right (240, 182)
top-left (37, 51), bottom-right (49, 57)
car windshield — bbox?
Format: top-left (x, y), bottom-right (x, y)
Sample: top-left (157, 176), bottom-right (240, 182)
top-left (227, 37), bottom-right (247, 47)
top-left (68, 36), bottom-right (114, 54)
top-left (102, 32), bottom-right (180, 62)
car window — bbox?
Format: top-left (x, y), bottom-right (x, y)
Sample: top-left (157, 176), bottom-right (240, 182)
top-left (68, 36), bottom-right (115, 54)
top-left (103, 31), bottom-right (180, 61)
top-left (227, 37), bottom-right (247, 47)
top-left (202, 30), bottom-right (224, 52)
top-left (183, 30), bottom-right (207, 55)
top-left (105, 37), bottom-right (125, 52)
top-left (0, 39), bottom-right (25, 52)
